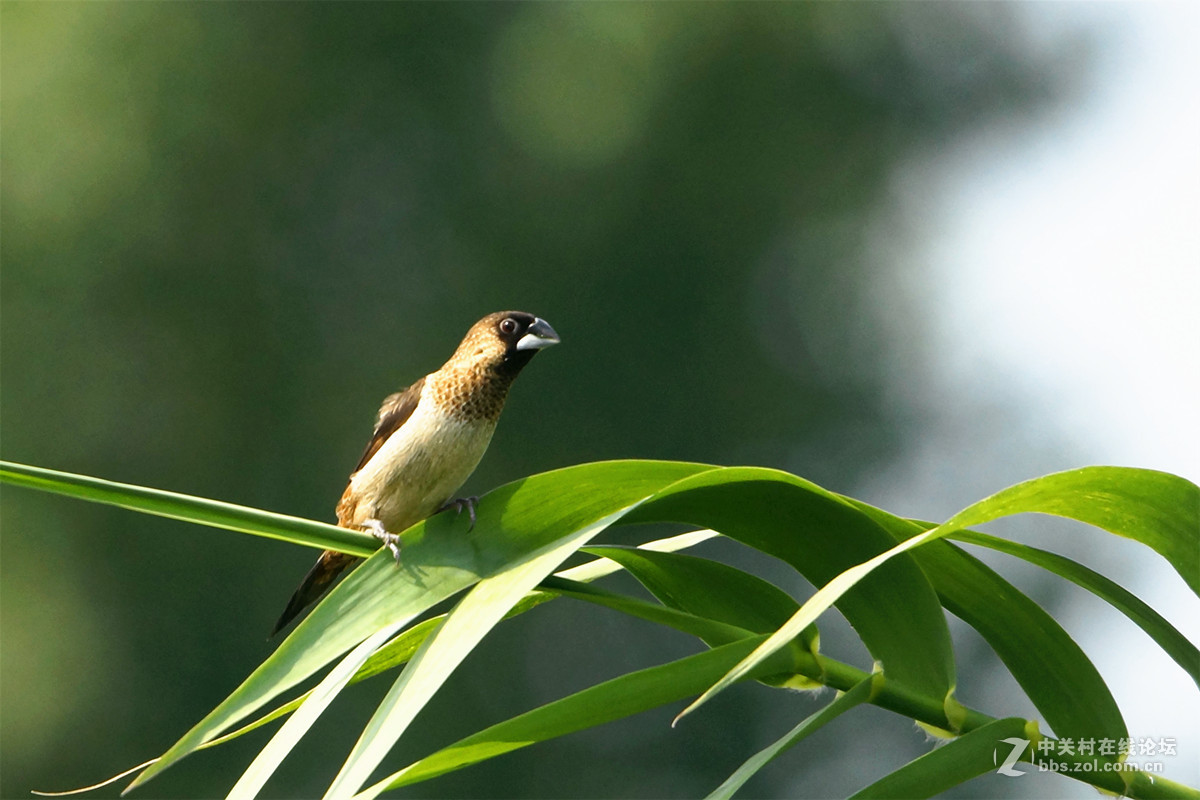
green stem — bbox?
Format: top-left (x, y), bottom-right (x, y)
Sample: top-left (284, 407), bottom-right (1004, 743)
top-left (792, 653), bottom-right (1197, 799)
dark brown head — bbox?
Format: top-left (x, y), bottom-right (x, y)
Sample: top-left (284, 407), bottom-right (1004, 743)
top-left (431, 312), bottom-right (559, 420)
top-left (447, 311), bottom-right (560, 378)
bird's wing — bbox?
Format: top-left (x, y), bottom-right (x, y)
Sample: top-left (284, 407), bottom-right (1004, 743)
top-left (350, 376), bottom-right (426, 474)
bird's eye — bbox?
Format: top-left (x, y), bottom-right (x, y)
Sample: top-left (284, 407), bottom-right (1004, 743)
top-left (499, 318), bottom-right (518, 335)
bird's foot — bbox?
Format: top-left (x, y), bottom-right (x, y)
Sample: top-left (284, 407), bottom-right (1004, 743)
top-left (438, 496), bottom-right (479, 531)
top-left (363, 518), bottom-right (402, 563)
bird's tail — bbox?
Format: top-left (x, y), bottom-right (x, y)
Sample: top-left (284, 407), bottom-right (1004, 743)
top-left (271, 550), bottom-right (359, 637)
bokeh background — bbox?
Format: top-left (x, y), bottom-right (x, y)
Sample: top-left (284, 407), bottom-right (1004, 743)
top-left (2, 3), bottom-right (1196, 798)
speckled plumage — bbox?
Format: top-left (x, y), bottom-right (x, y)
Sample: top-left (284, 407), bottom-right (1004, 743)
top-left (272, 311), bottom-right (559, 635)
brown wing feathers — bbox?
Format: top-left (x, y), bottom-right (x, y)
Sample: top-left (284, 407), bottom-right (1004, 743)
top-left (270, 383), bottom-right (422, 637)
top-left (351, 377), bottom-right (425, 474)
top-left (270, 313), bottom-right (559, 637)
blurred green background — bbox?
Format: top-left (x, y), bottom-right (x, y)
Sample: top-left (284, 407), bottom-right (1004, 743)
top-left (3, 3), bottom-right (1196, 798)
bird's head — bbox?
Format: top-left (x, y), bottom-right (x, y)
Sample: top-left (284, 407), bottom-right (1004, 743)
top-left (451, 311), bottom-right (560, 378)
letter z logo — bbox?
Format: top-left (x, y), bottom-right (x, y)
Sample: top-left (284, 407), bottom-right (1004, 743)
top-left (994, 737), bottom-right (1030, 777)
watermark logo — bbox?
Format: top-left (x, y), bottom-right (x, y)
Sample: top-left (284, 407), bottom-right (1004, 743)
top-left (993, 737), bottom-right (1176, 777)
top-left (994, 737), bottom-right (1028, 776)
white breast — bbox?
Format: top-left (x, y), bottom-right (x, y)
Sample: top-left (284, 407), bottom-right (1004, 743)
top-left (345, 382), bottom-right (497, 532)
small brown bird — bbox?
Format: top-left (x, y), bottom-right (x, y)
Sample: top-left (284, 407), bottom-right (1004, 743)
top-left (272, 311), bottom-right (560, 635)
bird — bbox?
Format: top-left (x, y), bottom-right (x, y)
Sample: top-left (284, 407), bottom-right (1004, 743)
top-left (271, 311), bottom-right (560, 636)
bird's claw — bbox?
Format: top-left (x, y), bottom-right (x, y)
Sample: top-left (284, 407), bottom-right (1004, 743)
top-left (363, 518), bottom-right (402, 563)
top-left (438, 496), bottom-right (479, 531)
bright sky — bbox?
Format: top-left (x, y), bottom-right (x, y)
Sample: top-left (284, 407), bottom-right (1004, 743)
top-left (870, 3), bottom-right (1198, 791)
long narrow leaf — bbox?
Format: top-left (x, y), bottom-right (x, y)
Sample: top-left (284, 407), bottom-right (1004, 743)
top-left (581, 546), bottom-right (819, 682)
top-left (353, 635), bottom-right (801, 799)
top-left (950, 529), bottom-right (1200, 688)
top-left (322, 504), bottom-right (641, 799)
top-left (948, 467), bottom-right (1199, 595)
top-left (848, 498), bottom-right (1135, 745)
top-left (125, 460), bottom-right (714, 791)
top-left (582, 546), bottom-right (807, 635)
top-left (39, 531), bottom-right (725, 798)
top-left (914, 541), bottom-right (1125, 743)
top-left (847, 717), bottom-right (1031, 799)
top-left (681, 467), bottom-right (1171, 725)
top-left (625, 467), bottom-right (956, 703)
top-left (707, 677), bottom-right (875, 800)
top-left (0, 460), bottom-right (374, 555)
top-left (227, 620), bottom-right (410, 800)
top-left (539, 577), bottom-right (758, 646)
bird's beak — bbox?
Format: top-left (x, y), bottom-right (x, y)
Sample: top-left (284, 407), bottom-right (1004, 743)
top-left (515, 317), bottom-right (561, 351)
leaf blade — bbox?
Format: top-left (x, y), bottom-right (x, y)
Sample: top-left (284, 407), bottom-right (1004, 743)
top-left (124, 460), bottom-right (714, 792)
top-left (706, 678), bottom-right (875, 800)
top-left (847, 717), bottom-right (1031, 800)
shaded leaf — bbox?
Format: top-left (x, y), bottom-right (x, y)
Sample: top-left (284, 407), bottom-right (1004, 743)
top-left (355, 636), bottom-right (801, 799)
top-left (951, 529), bottom-right (1199, 688)
top-left (848, 717), bottom-right (1031, 799)
top-left (707, 678), bottom-right (875, 800)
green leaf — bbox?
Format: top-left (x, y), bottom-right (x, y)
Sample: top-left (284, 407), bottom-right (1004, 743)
top-left (227, 620), bottom-right (411, 800)
top-left (354, 635), bottom-right (802, 799)
top-left (540, 577), bottom-right (758, 646)
top-left (847, 717), bottom-right (1031, 799)
top-left (946, 467), bottom-right (1199, 596)
top-left (41, 531), bottom-right (726, 798)
top-left (581, 545), bottom-right (815, 643)
top-left (625, 467), bottom-right (956, 704)
top-left (323, 504), bottom-right (638, 799)
top-left (124, 460), bottom-right (714, 792)
top-left (849, 501), bottom-right (1129, 746)
top-left (951, 528), bottom-right (1200, 688)
top-left (0, 460), bottom-right (374, 555)
top-left (706, 678), bottom-right (875, 800)
top-left (912, 541), bottom-right (1126, 743)
top-left (682, 467), bottom-right (1164, 727)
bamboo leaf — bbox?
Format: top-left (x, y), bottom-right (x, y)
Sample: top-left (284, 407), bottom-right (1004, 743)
top-left (912, 541), bottom-right (1125, 743)
top-left (227, 620), bottom-right (410, 800)
top-left (707, 678), bottom-right (875, 800)
top-left (625, 467), bottom-right (955, 703)
top-left (581, 546), bottom-right (807, 636)
top-left (38, 531), bottom-right (725, 798)
top-left (124, 460), bottom-right (714, 792)
top-left (951, 529), bottom-right (1199, 688)
top-left (353, 636), bottom-right (802, 799)
top-left (946, 467), bottom-right (1199, 596)
top-left (322, 504), bottom-right (639, 799)
top-left (847, 717), bottom-right (1031, 799)
top-left (0, 460), bottom-right (374, 555)
top-left (681, 467), bottom-right (1174, 726)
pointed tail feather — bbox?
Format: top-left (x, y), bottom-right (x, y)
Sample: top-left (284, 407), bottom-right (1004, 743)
top-left (271, 550), bottom-right (359, 637)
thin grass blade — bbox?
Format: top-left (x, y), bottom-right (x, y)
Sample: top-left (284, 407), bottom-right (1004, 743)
top-left (0, 460), bottom-right (373, 554)
top-left (226, 620), bottom-right (410, 800)
top-left (353, 635), bottom-right (805, 799)
top-left (847, 717), bottom-right (1032, 799)
top-left (706, 677), bottom-right (875, 800)
top-left (951, 529), bottom-right (1199, 688)
top-left (680, 467), bottom-right (1180, 725)
top-left (322, 504), bottom-right (642, 799)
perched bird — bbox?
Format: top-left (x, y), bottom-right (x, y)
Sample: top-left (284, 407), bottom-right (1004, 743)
top-left (271, 311), bottom-right (560, 635)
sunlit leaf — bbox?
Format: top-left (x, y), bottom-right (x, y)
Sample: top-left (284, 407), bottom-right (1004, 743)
top-left (625, 467), bottom-right (955, 702)
top-left (124, 460), bottom-right (714, 791)
top-left (227, 620), bottom-right (410, 800)
top-left (323, 504), bottom-right (639, 799)
top-left (681, 467), bottom-right (1176, 727)
top-left (0, 460), bottom-right (374, 554)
